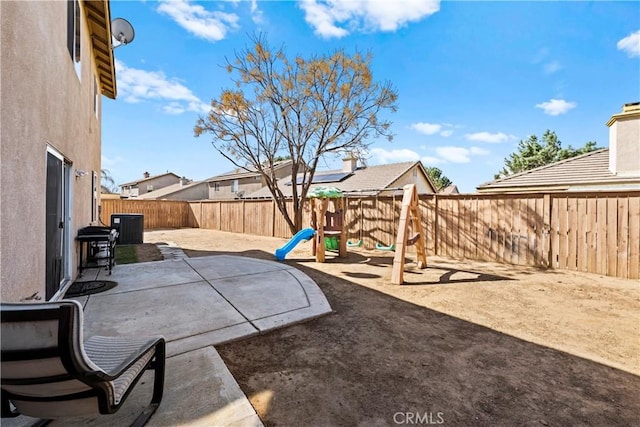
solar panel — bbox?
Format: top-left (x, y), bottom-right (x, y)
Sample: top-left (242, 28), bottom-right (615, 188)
top-left (312, 172), bottom-right (352, 183)
top-left (286, 172), bottom-right (353, 185)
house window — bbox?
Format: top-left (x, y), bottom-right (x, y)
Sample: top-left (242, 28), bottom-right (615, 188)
top-left (67, 0), bottom-right (82, 79)
top-left (146, 184), bottom-right (154, 192)
top-left (232, 180), bottom-right (239, 193)
top-left (214, 183), bottom-right (220, 191)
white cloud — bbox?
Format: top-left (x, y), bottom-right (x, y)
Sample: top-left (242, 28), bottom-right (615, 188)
top-left (464, 131), bottom-right (516, 144)
top-left (101, 154), bottom-right (125, 167)
top-left (163, 102), bottom-right (187, 115)
top-left (543, 61), bottom-right (562, 74)
top-left (116, 60), bottom-right (210, 115)
top-left (250, 0), bottom-right (266, 25)
top-left (370, 145), bottom-right (488, 166)
top-left (411, 122), bottom-right (441, 135)
top-left (532, 48), bottom-right (563, 74)
top-left (299, 0), bottom-right (440, 39)
top-left (531, 47), bottom-right (549, 64)
top-left (470, 146), bottom-right (490, 155)
top-left (157, 0), bottom-right (239, 42)
top-left (420, 156), bottom-right (444, 166)
top-left (435, 146), bottom-right (489, 163)
top-left (369, 148), bottom-right (420, 163)
top-left (617, 30), bottom-right (640, 58)
top-left (535, 99), bottom-right (576, 116)
top-left (410, 122), bottom-right (454, 137)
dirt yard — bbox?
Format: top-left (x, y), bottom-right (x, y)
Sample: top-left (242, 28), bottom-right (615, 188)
top-left (142, 228), bottom-right (639, 426)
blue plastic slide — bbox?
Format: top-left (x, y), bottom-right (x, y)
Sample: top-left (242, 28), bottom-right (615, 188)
top-left (275, 228), bottom-right (316, 261)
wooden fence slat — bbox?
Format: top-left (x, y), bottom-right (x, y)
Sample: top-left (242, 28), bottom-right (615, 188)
top-left (526, 198), bottom-right (537, 266)
top-left (617, 197), bottom-right (629, 279)
top-left (431, 196), bottom-right (438, 256)
top-left (607, 198), bottom-right (618, 277)
top-left (586, 198), bottom-right (598, 273)
top-left (506, 197), bottom-right (517, 264)
top-left (438, 198), bottom-right (447, 257)
top-left (490, 198), bottom-right (499, 262)
top-left (595, 197), bottom-right (608, 275)
top-left (549, 196), bottom-right (558, 268)
top-left (467, 198), bottom-right (477, 259)
top-left (496, 198), bottom-right (507, 263)
top-left (480, 198), bottom-right (490, 261)
top-left (542, 195), bottom-right (551, 268)
top-left (515, 198), bottom-right (525, 265)
top-left (557, 196), bottom-right (568, 269)
top-left (628, 196), bottom-right (640, 279)
top-left (457, 198), bottom-right (465, 259)
top-left (452, 199), bottom-right (460, 259)
top-left (536, 196), bottom-right (546, 267)
top-left (566, 197), bottom-right (578, 270)
top-left (576, 198), bottom-right (588, 272)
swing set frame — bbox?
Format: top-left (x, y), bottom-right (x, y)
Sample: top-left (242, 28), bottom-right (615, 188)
top-left (390, 184), bottom-right (428, 284)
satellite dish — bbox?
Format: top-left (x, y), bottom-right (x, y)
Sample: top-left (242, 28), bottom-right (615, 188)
top-left (111, 18), bottom-right (135, 49)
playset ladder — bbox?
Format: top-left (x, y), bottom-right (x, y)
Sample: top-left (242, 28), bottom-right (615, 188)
top-left (391, 184), bottom-right (427, 284)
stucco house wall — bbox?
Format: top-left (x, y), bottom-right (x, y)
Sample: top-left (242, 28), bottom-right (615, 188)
top-left (608, 102), bottom-right (640, 177)
top-left (1, 1), bottom-right (110, 301)
top-left (387, 165), bottom-right (435, 195)
top-left (207, 161), bottom-right (293, 200)
top-left (121, 173), bottom-right (181, 197)
top-left (163, 182), bottom-right (210, 201)
top-left (208, 176), bottom-right (263, 200)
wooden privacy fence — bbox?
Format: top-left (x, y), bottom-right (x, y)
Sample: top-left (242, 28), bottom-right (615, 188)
top-left (99, 199), bottom-right (198, 229)
top-left (100, 190), bottom-right (640, 279)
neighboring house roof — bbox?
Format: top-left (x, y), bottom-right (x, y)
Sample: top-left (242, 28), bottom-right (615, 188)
top-left (135, 181), bottom-right (204, 199)
top-left (83, 1), bottom-right (117, 99)
top-left (245, 161), bottom-right (436, 198)
top-left (205, 160), bottom-right (292, 182)
top-left (119, 172), bottom-right (181, 187)
top-left (440, 185), bottom-right (460, 194)
top-left (476, 149), bottom-right (640, 192)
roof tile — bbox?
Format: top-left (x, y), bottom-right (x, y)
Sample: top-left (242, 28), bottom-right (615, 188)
top-left (477, 149), bottom-right (640, 191)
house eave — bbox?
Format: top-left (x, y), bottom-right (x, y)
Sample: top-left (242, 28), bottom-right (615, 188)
top-left (476, 179), bottom-right (640, 193)
top-left (83, 0), bottom-right (117, 99)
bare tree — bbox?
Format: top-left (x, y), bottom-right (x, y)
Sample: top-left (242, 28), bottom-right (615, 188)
top-left (195, 34), bottom-right (398, 234)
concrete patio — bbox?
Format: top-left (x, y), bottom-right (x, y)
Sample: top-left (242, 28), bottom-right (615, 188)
top-left (5, 255), bottom-right (332, 427)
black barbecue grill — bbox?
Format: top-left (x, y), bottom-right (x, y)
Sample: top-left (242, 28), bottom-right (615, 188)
top-left (76, 226), bottom-right (118, 276)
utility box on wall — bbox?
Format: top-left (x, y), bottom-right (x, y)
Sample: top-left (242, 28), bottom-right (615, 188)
top-left (110, 214), bottom-right (144, 244)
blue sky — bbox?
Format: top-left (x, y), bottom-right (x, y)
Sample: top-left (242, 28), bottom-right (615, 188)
top-left (102, 0), bottom-right (640, 193)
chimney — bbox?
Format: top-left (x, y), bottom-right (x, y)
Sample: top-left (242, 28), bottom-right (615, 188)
top-left (607, 102), bottom-right (640, 177)
top-left (179, 177), bottom-right (189, 186)
top-left (342, 154), bottom-right (358, 173)
top-left (143, 171), bottom-right (150, 178)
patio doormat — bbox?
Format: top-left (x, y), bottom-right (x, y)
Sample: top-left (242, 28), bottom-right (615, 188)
top-left (65, 280), bottom-right (117, 297)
